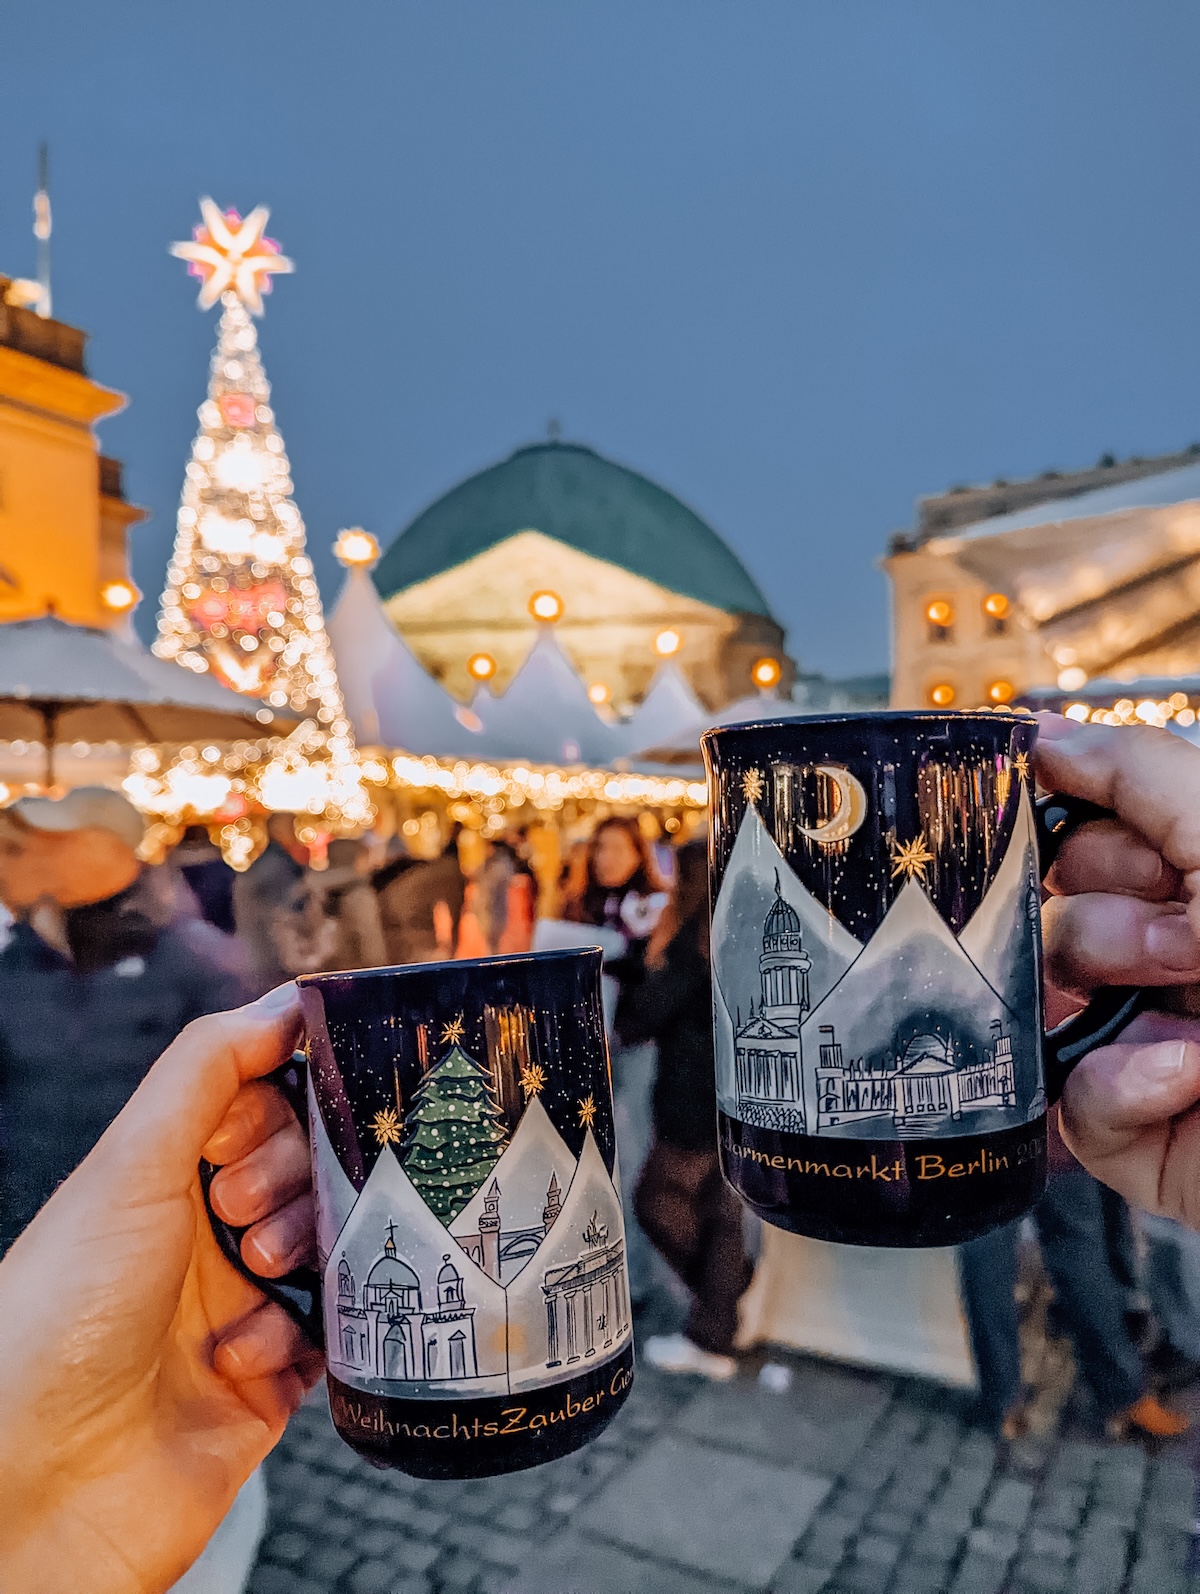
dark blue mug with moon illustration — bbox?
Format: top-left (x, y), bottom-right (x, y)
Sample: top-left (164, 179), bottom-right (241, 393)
top-left (702, 711), bottom-right (1148, 1248)
top-left (203, 948), bottom-right (633, 1477)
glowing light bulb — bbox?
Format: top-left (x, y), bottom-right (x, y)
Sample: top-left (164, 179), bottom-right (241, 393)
top-left (1064, 703), bottom-right (1090, 722)
top-left (529, 590), bottom-right (563, 622)
top-left (655, 628), bottom-right (682, 657)
top-left (1057, 666), bottom-right (1088, 691)
top-left (587, 683), bottom-right (611, 705)
top-left (101, 580), bottom-right (139, 612)
top-left (334, 528), bottom-right (380, 568)
top-left (925, 599), bottom-right (954, 627)
top-left (987, 680), bottom-right (1015, 704)
top-left (751, 657), bottom-right (781, 690)
top-left (929, 682), bottom-right (956, 707)
top-left (467, 652), bottom-right (497, 682)
top-left (983, 592), bottom-right (1010, 619)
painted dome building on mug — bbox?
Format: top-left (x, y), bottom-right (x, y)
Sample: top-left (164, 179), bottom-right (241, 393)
top-left (371, 439), bottom-right (791, 714)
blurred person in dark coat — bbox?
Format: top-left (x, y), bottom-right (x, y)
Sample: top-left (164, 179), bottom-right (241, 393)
top-left (613, 840), bottom-right (752, 1378)
top-left (310, 837), bottom-right (387, 972)
top-left (171, 822), bottom-right (237, 935)
top-left (232, 813), bottom-right (309, 994)
top-left (375, 825), bottom-right (465, 965)
top-left (0, 788), bottom-right (249, 1250)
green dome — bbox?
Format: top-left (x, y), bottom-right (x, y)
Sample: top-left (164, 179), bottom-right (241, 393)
top-left (374, 441), bottom-right (773, 618)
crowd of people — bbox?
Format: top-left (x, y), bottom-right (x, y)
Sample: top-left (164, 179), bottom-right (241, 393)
top-left (4, 730), bottom-right (1200, 1578)
top-left (7, 714), bottom-right (1200, 1591)
top-left (3, 778), bottom-right (1200, 1443)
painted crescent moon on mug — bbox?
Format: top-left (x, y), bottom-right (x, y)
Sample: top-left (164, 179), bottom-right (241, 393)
top-left (799, 764), bottom-right (868, 844)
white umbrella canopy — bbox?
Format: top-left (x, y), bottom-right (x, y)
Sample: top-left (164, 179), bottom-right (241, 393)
top-left (0, 615), bottom-right (291, 786)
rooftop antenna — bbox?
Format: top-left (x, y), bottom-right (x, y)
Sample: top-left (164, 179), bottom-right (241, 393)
top-left (546, 416), bottom-right (562, 442)
top-left (33, 143), bottom-right (51, 319)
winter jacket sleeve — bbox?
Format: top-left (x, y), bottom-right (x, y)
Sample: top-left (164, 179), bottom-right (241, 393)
top-left (615, 937), bottom-right (706, 1049)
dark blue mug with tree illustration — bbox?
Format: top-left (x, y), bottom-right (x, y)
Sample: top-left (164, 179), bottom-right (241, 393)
top-left (702, 711), bottom-right (1147, 1248)
top-left (204, 948), bottom-right (633, 1477)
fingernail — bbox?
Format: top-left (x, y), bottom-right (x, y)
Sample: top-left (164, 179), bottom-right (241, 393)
top-left (257, 982), bottom-right (298, 1012)
top-left (1146, 915), bottom-right (1200, 971)
top-left (218, 1337), bottom-right (248, 1376)
top-left (1119, 1041), bottom-right (1187, 1084)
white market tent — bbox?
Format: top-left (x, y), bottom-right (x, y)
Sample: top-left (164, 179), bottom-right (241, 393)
top-left (327, 571), bottom-right (707, 769)
top-left (630, 689), bottom-right (809, 767)
top-left (327, 566), bottom-right (490, 759)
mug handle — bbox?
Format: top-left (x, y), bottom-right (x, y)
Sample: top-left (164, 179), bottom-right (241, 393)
top-left (1035, 793), bottom-right (1149, 1105)
top-left (199, 1049), bottom-right (325, 1348)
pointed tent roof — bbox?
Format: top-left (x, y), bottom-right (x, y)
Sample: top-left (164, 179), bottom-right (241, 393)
top-left (326, 566), bottom-right (487, 757)
top-left (631, 688), bottom-right (808, 766)
top-left (473, 626), bottom-right (621, 765)
top-left (611, 661), bottom-right (706, 760)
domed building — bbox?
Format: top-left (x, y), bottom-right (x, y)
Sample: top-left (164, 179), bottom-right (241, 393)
top-left (372, 439), bottom-right (791, 710)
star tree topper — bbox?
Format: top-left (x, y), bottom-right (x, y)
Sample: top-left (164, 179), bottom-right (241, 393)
top-left (170, 198), bottom-right (294, 314)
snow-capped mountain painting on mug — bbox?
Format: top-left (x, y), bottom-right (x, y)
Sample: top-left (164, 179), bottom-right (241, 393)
top-left (703, 712), bottom-right (1048, 1249)
top-left (297, 949), bottom-right (632, 1477)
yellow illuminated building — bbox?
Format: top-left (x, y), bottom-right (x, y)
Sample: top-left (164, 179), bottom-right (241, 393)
top-left (885, 447), bottom-right (1200, 708)
top-left (0, 276), bottom-right (143, 627)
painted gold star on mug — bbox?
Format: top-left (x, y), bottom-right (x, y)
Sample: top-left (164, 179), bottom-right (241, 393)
top-left (889, 833), bottom-right (935, 883)
top-left (440, 1014), bottom-right (466, 1046)
top-left (370, 1105), bottom-right (402, 1146)
top-left (577, 1093), bottom-right (598, 1128)
top-left (1013, 751), bottom-right (1031, 782)
top-left (741, 767), bottom-right (764, 804)
top-left (520, 1062), bottom-right (547, 1100)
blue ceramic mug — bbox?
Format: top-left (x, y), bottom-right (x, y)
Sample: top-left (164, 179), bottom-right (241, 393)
top-left (204, 948), bottom-right (634, 1477)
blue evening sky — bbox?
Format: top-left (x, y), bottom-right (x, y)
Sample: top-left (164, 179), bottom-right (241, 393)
top-left (2, 3), bottom-right (1198, 678)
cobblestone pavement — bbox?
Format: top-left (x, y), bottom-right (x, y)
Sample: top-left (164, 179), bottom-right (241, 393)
top-left (248, 1331), bottom-right (1200, 1594)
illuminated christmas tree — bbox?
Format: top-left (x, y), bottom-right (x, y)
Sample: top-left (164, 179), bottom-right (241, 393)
top-left (155, 199), bottom-right (370, 827)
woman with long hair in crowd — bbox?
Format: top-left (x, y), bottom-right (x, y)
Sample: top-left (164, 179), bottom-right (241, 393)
top-left (561, 815), bottom-right (665, 938)
top-left (562, 815), bottom-right (667, 1302)
top-left (614, 839), bottom-right (753, 1377)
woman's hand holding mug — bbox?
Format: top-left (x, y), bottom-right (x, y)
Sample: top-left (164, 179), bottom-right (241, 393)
top-left (0, 984), bottom-right (323, 1594)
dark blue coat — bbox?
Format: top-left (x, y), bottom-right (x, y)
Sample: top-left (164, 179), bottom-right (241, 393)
top-left (0, 877), bottom-right (248, 1246)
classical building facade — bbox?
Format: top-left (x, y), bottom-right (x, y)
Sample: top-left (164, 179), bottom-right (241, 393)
top-left (0, 276), bottom-right (143, 628)
top-left (884, 447), bottom-right (1200, 709)
top-left (371, 439), bottom-right (791, 711)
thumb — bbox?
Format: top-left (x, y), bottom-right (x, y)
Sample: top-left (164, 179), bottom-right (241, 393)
top-left (101, 984), bottom-right (303, 1180)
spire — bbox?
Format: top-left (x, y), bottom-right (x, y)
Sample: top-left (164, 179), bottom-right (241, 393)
top-left (774, 867), bottom-right (782, 898)
top-left (383, 1219), bottom-right (397, 1257)
top-left (33, 143), bottom-right (51, 319)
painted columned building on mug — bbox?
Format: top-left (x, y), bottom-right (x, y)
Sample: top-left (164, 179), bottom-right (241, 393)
top-left (335, 1222), bottom-right (482, 1382)
top-left (733, 876), bottom-right (812, 1130)
top-left (815, 1022), bottom-right (1017, 1133)
top-left (543, 1213), bottom-right (630, 1368)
